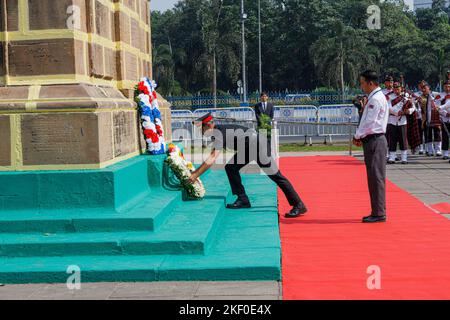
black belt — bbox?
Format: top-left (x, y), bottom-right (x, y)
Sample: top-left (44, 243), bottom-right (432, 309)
top-left (361, 133), bottom-right (384, 144)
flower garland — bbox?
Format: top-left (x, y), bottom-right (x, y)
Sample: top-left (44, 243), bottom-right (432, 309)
top-left (165, 143), bottom-right (206, 200)
top-left (135, 78), bottom-right (166, 155)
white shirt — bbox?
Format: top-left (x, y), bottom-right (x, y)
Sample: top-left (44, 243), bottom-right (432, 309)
top-left (425, 94), bottom-right (436, 125)
top-left (388, 94), bottom-right (415, 126)
top-left (439, 99), bottom-right (450, 123)
top-left (382, 88), bottom-right (395, 102)
top-left (355, 87), bottom-right (389, 140)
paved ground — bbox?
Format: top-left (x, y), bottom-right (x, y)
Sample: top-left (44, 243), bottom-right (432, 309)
top-left (1, 151), bottom-right (448, 300)
top-left (0, 281), bottom-right (281, 300)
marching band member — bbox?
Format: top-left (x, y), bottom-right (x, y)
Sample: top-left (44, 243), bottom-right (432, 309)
top-left (412, 81), bottom-right (425, 154)
top-left (438, 80), bottom-right (450, 161)
top-left (387, 82), bottom-right (416, 164)
top-left (382, 75), bottom-right (395, 98)
top-left (418, 81), bottom-right (442, 157)
top-left (383, 75), bottom-right (396, 159)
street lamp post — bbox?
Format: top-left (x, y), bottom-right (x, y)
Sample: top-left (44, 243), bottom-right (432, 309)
top-left (258, 0), bottom-right (262, 94)
top-left (241, 0), bottom-right (247, 104)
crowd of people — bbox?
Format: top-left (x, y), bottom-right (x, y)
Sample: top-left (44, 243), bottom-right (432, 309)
top-left (356, 71), bottom-right (450, 165)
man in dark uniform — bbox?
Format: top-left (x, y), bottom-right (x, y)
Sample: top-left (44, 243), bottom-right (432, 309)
top-left (188, 113), bottom-right (308, 218)
top-left (255, 92), bottom-right (275, 127)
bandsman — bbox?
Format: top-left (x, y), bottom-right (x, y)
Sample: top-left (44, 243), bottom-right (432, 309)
top-left (438, 80), bottom-right (450, 161)
top-left (387, 81), bottom-right (416, 164)
top-left (418, 81), bottom-right (442, 156)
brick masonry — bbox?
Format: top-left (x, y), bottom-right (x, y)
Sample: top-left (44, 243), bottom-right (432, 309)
top-left (0, 1), bottom-right (171, 170)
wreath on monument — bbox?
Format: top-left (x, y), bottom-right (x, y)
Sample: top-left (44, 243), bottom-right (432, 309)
top-left (165, 143), bottom-right (206, 200)
top-left (135, 78), bottom-right (166, 155)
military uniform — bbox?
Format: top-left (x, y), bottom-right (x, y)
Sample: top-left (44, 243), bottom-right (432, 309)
top-left (387, 91), bottom-right (416, 164)
top-left (437, 81), bottom-right (450, 160)
top-left (207, 124), bottom-right (305, 209)
top-left (418, 89), bottom-right (442, 156)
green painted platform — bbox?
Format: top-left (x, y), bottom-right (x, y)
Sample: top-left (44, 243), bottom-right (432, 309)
top-left (0, 155), bottom-right (281, 283)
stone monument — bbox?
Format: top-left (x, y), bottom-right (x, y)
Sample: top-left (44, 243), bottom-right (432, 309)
top-left (0, 0), bottom-right (171, 171)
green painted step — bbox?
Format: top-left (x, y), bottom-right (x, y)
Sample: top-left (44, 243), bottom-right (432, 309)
top-left (0, 248), bottom-right (281, 283)
top-left (0, 165), bottom-right (214, 235)
top-left (0, 192), bottom-right (180, 234)
top-left (0, 183), bottom-right (282, 283)
top-left (0, 191), bottom-right (230, 257)
top-left (0, 152), bottom-right (282, 283)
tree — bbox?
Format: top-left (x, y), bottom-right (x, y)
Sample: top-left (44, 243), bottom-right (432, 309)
top-left (151, 0), bottom-right (450, 95)
top-left (310, 21), bottom-right (378, 99)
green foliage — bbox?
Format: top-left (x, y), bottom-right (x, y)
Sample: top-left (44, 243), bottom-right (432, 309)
top-left (258, 114), bottom-right (272, 137)
top-left (152, 0), bottom-right (450, 93)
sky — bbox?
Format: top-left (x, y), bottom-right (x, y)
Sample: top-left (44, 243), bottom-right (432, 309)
top-left (151, 0), bottom-right (415, 12)
top-left (151, 0), bottom-right (178, 12)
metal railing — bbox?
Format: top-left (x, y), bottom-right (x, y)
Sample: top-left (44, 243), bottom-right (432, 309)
top-left (170, 113), bottom-right (359, 156)
top-left (167, 92), bottom-right (362, 110)
top-left (171, 105), bottom-right (359, 141)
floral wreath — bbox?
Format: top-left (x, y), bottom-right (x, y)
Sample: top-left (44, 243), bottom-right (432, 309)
top-left (135, 78), bottom-right (166, 155)
top-left (165, 143), bottom-right (205, 200)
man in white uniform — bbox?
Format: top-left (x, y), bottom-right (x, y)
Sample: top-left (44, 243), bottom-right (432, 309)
top-left (387, 82), bottom-right (416, 164)
top-left (438, 80), bottom-right (450, 161)
top-left (382, 75), bottom-right (395, 159)
top-left (353, 70), bottom-right (389, 223)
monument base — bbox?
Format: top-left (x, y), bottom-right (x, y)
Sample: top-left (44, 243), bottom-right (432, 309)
top-left (0, 83), bottom-right (172, 171)
top-left (0, 154), bottom-right (281, 283)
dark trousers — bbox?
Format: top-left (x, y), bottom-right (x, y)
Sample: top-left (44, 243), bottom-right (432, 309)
top-left (387, 124), bottom-right (407, 151)
top-left (443, 122), bottom-right (450, 151)
top-left (417, 119), bottom-right (424, 145)
top-left (224, 139), bottom-right (303, 207)
top-left (424, 124), bottom-right (442, 143)
top-left (362, 134), bottom-right (387, 217)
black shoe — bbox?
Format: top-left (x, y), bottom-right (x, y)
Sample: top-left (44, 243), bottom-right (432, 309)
top-left (362, 215), bottom-right (386, 223)
top-left (419, 151), bottom-right (424, 155)
top-left (387, 160), bottom-right (395, 164)
top-left (285, 205), bottom-right (308, 218)
top-left (226, 197), bottom-right (251, 209)
top-left (395, 157), bottom-right (400, 161)
top-left (443, 156), bottom-right (449, 160)
top-left (401, 161), bottom-right (408, 165)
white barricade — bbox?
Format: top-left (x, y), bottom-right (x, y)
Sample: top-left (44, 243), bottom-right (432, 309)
top-left (274, 105), bottom-right (318, 138)
top-left (318, 105), bottom-right (359, 123)
top-left (274, 105), bottom-right (318, 122)
top-left (171, 109), bottom-right (194, 117)
top-left (317, 105), bottom-right (358, 137)
top-left (193, 107), bottom-right (256, 121)
top-left (171, 110), bottom-right (194, 141)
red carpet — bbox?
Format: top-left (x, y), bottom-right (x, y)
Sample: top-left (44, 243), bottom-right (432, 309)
top-left (431, 203), bottom-right (450, 215)
top-left (278, 156), bottom-right (450, 300)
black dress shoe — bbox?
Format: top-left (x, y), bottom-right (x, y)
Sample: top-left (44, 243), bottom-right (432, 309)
top-left (387, 160), bottom-right (395, 164)
top-left (226, 198), bottom-right (251, 209)
top-left (443, 156), bottom-right (449, 160)
top-left (285, 205), bottom-right (308, 218)
top-left (362, 215), bottom-right (386, 223)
